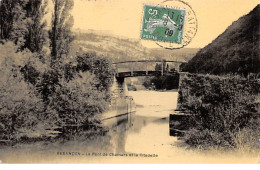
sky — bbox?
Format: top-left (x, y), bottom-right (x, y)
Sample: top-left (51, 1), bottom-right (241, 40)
top-left (70, 0), bottom-right (259, 48)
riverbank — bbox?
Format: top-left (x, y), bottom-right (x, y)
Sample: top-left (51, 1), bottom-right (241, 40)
top-left (1, 90), bottom-right (259, 163)
top-left (176, 73), bottom-right (260, 151)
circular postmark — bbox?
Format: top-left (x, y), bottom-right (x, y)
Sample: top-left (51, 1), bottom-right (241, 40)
top-left (140, 0), bottom-right (198, 50)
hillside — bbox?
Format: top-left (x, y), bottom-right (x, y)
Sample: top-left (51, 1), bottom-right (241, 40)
top-left (149, 48), bottom-right (200, 62)
top-left (71, 29), bottom-right (199, 63)
top-left (182, 5), bottom-right (260, 75)
top-left (72, 30), bottom-right (149, 62)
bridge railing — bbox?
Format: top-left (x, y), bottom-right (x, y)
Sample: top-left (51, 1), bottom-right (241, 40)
top-left (112, 60), bottom-right (187, 77)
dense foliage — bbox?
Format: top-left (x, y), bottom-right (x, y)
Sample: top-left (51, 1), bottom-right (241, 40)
top-left (178, 4), bottom-right (260, 151)
top-left (74, 52), bottom-right (114, 91)
top-left (177, 73), bottom-right (260, 149)
top-left (143, 74), bottom-right (179, 90)
top-left (0, 42), bottom-right (58, 141)
top-left (143, 62), bottom-right (180, 90)
top-left (0, 0), bottom-right (114, 142)
top-left (0, 0), bottom-right (48, 52)
top-left (49, 72), bottom-right (109, 125)
top-left (0, 42), bottom-right (113, 142)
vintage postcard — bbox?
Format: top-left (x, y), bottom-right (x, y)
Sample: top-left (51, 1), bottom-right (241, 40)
top-left (0, 0), bottom-right (259, 164)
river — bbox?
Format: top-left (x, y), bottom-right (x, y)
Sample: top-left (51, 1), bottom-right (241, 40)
top-left (0, 91), bottom-right (258, 163)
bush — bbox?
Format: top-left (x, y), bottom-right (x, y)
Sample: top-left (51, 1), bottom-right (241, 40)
top-left (183, 128), bottom-right (231, 149)
top-left (0, 43), bottom-right (113, 142)
top-left (0, 42), bottom-right (58, 141)
top-left (48, 72), bottom-right (109, 125)
top-left (20, 51), bottom-right (113, 126)
top-left (178, 73), bottom-right (260, 149)
top-left (232, 126), bottom-right (260, 152)
top-left (64, 52), bottom-right (114, 92)
top-left (143, 74), bottom-right (180, 90)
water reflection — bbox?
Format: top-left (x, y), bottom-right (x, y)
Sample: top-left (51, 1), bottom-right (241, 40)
top-left (0, 88), bottom-right (180, 162)
top-left (102, 91), bottom-right (179, 154)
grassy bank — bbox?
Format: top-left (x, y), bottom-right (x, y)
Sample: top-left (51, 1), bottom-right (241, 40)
top-left (177, 73), bottom-right (260, 150)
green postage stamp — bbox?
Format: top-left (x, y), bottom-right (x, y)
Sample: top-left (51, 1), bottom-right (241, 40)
top-left (141, 4), bottom-right (186, 44)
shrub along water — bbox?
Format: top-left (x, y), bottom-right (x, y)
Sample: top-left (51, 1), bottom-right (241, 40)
top-left (49, 72), bottom-right (109, 126)
top-left (0, 42), bottom-right (114, 143)
top-left (0, 42), bottom-right (58, 141)
top-left (0, 1), bottom-right (113, 144)
top-left (177, 73), bottom-right (260, 150)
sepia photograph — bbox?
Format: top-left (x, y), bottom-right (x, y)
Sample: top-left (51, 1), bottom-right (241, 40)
top-left (0, 0), bottom-right (259, 164)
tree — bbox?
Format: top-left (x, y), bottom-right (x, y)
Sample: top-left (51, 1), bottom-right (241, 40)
top-left (0, 0), bottom-right (28, 49)
top-left (75, 52), bottom-right (114, 92)
top-left (0, 42), bottom-right (59, 141)
top-left (49, 0), bottom-right (74, 68)
top-left (0, 0), bottom-right (48, 53)
top-left (22, 0), bottom-right (48, 53)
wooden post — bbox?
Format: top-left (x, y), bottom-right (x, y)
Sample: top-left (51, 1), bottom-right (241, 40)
top-left (161, 61), bottom-right (164, 76)
top-left (115, 64), bottom-right (118, 77)
top-left (176, 63), bottom-right (179, 72)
